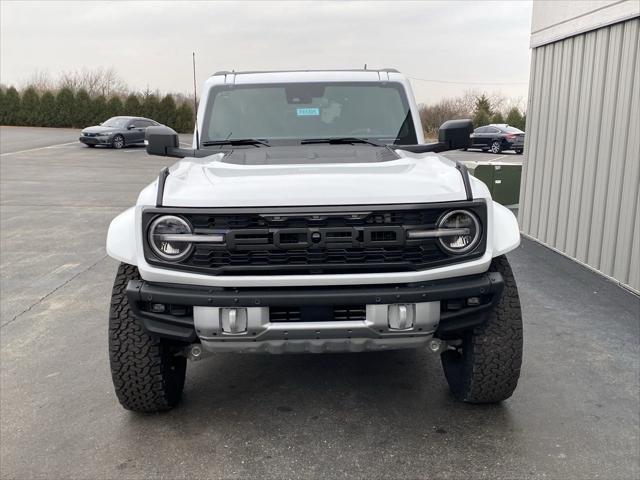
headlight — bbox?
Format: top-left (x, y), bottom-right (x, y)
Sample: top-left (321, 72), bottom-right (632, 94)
top-left (436, 210), bottom-right (481, 254)
top-left (148, 215), bottom-right (193, 261)
top-left (98, 132), bottom-right (112, 137)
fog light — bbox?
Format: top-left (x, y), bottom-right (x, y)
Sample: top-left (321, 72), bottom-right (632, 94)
top-left (150, 303), bottom-right (166, 313)
top-left (221, 308), bottom-right (248, 334)
top-left (467, 297), bottom-right (481, 306)
top-left (388, 304), bottom-right (415, 330)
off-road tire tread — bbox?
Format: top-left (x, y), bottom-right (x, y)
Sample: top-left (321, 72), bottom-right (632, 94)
top-left (442, 255), bottom-right (523, 403)
top-left (109, 263), bottom-right (186, 413)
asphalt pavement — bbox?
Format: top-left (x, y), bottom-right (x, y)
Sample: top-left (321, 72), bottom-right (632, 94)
top-left (1, 127), bottom-right (638, 479)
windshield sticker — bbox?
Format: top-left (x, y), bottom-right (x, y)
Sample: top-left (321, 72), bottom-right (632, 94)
top-left (296, 108), bottom-right (320, 116)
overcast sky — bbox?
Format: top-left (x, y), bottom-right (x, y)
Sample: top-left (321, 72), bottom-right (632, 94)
top-left (0, 1), bottom-right (532, 105)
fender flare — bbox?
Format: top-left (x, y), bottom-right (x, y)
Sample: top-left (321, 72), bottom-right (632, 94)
top-left (106, 207), bottom-right (137, 265)
top-left (491, 201), bottom-right (520, 257)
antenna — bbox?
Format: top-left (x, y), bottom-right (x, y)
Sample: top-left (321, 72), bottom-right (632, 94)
top-left (192, 52), bottom-right (200, 148)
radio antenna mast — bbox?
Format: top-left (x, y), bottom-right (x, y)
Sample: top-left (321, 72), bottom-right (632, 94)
top-left (192, 52), bottom-right (200, 148)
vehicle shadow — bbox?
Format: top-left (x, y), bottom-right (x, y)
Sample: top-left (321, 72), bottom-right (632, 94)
top-left (123, 349), bottom-right (515, 437)
top-left (82, 143), bottom-right (147, 150)
top-left (464, 149), bottom-right (522, 155)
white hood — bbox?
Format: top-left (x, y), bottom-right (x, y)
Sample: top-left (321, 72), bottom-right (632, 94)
top-left (138, 149), bottom-right (487, 208)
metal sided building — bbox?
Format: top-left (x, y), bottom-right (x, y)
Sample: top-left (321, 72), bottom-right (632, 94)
top-left (520, 0), bottom-right (640, 293)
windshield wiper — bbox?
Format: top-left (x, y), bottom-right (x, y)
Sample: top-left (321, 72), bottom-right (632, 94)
top-left (202, 138), bottom-right (270, 147)
top-left (300, 137), bottom-right (386, 147)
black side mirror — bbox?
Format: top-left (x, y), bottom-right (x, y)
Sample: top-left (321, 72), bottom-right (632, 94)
top-left (438, 119), bottom-right (473, 150)
top-left (127, 124), bottom-right (136, 130)
top-left (145, 126), bottom-right (206, 158)
top-left (397, 119), bottom-right (474, 154)
top-left (146, 126), bottom-right (180, 156)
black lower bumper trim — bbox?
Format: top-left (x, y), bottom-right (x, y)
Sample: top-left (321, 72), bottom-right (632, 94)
top-left (126, 272), bottom-right (504, 342)
top-left (79, 137), bottom-right (108, 145)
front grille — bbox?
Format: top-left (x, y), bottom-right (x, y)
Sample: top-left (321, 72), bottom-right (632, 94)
top-left (186, 209), bottom-right (443, 230)
top-left (189, 244), bottom-right (444, 274)
top-left (142, 202), bottom-right (487, 276)
top-left (269, 306), bottom-right (366, 322)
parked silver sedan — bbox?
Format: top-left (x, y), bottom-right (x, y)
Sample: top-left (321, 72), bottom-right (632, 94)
top-left (79, 116), bottom-right (161, 149)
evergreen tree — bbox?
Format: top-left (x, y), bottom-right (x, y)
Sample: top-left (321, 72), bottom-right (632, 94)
top-left (3, 87), bottom-right (21, 125)
top-left (19, 87), bottom-right (40, 126)
top-left (473, 94), bottom-right (493, 128)
top-left (475, 94), bottom-right (493, 115)
top-left (91, 95), bottom-right (108, 125)
top-left (473, 109), bottom-right (491, 129)
top-left (107, 96), bottom-right (123, 118)
top-left (0, 88), bottom-right (6, 125)
top-left (75, 88), bottom-right (92, 127)
top-left (124, 94), bottom-right (141, 116)
top-left (157, 94), bottom-right (177, 128)
top-left (491, 111), bottom-right (505, 124)
top-left (39, 91), bottom-right (56, 126)
top-left (142, 94), bottom-right (160, 120)
top-left (174, 103), bottom-right (194, 133)
top-left (506, 107), bottom-right (525, 131)
top-left (55, 87), bottom-right (75, 127)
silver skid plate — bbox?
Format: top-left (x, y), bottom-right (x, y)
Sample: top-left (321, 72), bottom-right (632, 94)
top-left (194, 302), bottom-right (440, 354)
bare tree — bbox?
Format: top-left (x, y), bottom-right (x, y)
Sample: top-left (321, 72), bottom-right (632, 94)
top-left (98, 67), bottom-right (127, 97)
top-left (23, 70), bottom-right (54, 93)
top-left (487, 91), bottom-right (509, 115)
top-left (419, 97), bottom-right (472, 137)
top-left (57, 67), bottom-right (127, 97)
top-left (419, 89), bottom-right (527, 137)
top-left (502, 95), bottom-right (526, 115)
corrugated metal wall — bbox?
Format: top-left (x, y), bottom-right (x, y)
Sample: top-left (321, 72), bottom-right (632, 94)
top-left (519, 16), bottom-right (640, 293)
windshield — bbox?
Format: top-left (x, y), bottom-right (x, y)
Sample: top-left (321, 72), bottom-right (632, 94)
top-left (201, 82), bottom-right (417, 145)
top-left (102, 117), bottom-right (129, 128)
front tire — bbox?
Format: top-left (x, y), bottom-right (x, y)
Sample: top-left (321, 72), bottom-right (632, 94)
top-left (112, 134), bottom-right (125, 149)
top-left (109, 263), bottom-right (187, 412)
top-left (86, 144), bottom-right (96, 148)
top-left (490, 140), bottom-right (502, 154)
top-left (440, 256), bottom-right (523, 403)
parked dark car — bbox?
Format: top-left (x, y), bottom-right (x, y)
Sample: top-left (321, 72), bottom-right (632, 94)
top-left (468, 124), bottom-right (525, 154)
top-left (79, 116), bottom-right (161, 149)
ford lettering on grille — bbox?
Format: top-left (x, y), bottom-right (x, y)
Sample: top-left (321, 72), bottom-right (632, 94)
top-left (225, 226), bottom-right (405, 250)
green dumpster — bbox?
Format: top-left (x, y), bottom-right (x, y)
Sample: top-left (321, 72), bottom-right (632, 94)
top-left (465, 162), bottom-right (522, 207)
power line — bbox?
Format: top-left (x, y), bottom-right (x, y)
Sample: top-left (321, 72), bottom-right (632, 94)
top-left (406, 75), bottom-right (529, 86)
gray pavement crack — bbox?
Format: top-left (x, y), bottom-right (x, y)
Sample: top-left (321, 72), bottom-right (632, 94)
top-left (1, 254), bottom-right (108, 329)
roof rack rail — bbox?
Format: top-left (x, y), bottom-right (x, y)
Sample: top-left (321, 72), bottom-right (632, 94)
top-left (210, 68), bottom-right (402, 77)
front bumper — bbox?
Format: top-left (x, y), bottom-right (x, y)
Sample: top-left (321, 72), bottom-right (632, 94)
top-left (79, 136), bottom-right (110, 145)
top-left (126, 271), bottom-right (504, 352)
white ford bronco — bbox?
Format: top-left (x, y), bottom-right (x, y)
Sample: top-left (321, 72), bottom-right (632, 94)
top-left (106, 69), bottom-right (523, 412)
